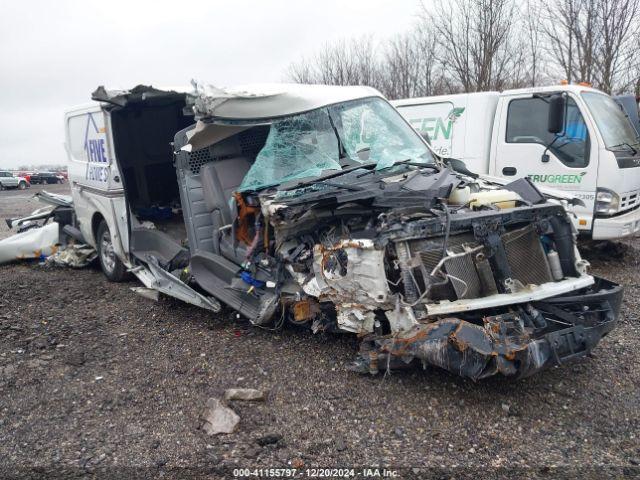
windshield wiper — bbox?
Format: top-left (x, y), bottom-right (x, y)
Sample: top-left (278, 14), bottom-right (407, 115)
top-left (355, 158), bottom-right (440, 179)
top-left (326, 110), bottom-right (357, 167)
top-left (609, 142), bottom-right (638, 155)
top-left (316, 180), bottom-right (364, 191)
top-left (281, 162), bottom-right (378, 191)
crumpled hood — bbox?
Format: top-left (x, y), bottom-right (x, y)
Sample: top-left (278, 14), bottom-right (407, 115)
top-left (271, 166), bottom-right (461, 211)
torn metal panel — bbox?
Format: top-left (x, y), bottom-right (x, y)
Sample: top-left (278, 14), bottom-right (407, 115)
top-left (336, 307), bottom-right (376, 334)
top-left (6, 189), bottom-right (73, 230)
top-left (191, 83), bottom-right (382, 121)
top-left (6, 206), bottom-right (56, 230)
top-left (133, 258), bottom-right (221, 312)
top-left (130, 287), bottom-right (160, 302)
top-left (0, 222), bottom-right (59, 264)
top-left (314, 240), bottom-right (389, 304)
top-left (91, 84), bottom-right (193, 108)
top-left (167, 89), bottom-right (624, 381)
top-left (311, 239), bottom-right (390, 334)
top-left (35, 190), bottom-right (73, 208)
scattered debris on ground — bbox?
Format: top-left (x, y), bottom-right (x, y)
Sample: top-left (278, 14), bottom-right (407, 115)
top-left (224, 388), bottom-right (267, 402)
top-left (201, 398), bottom-right (240, 435)
top-left (45, 243), bottom-right (97, 268)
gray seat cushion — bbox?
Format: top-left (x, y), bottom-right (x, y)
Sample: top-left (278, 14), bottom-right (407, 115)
top-left (201, 157), bottom-right (252, 226)
top-left (200, 158), bottom-right (252, 260)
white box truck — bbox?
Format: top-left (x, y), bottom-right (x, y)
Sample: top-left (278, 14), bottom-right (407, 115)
top-left (392, 85), bottom-right (640, 240)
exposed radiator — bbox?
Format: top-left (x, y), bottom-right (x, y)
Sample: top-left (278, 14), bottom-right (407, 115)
top-left (502, 225), bottom-right (553, 286)
top-left (442, 249), bottom-right (483, 299)
top-left (408, 224), bottom-right (553, 301)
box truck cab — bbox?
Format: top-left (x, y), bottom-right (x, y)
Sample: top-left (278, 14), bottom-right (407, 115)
top-left (393, 85), bottom-right (640, 240)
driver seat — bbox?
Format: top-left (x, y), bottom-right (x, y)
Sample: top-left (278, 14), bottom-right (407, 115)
top-left (200, 158), bottom-right (252, 261)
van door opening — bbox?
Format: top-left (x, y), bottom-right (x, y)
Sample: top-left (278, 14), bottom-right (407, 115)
top-left (105, 89), bottom-right (194, 273)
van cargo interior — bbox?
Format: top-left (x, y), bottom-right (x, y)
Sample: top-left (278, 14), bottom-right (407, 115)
top-left (109, 95), bottom-right (194, 271)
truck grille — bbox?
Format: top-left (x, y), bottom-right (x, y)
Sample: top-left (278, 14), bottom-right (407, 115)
top-left (620, 190), bottom-right (640, 211)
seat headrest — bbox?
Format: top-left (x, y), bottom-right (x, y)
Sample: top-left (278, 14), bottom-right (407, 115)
top-left (200, 158), bottom-right (252, 212)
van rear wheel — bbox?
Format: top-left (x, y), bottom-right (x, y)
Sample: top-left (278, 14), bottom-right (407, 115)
top-left (96, 220), bottom-right (129, 282)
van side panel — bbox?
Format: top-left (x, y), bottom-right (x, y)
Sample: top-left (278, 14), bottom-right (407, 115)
top-left (65, 107), bottom-right (129, 261)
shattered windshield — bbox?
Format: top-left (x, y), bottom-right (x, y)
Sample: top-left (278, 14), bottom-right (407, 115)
top-left (239, 97), bottom-right (433, 191)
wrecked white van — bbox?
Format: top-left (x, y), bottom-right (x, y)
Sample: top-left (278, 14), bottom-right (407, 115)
top-left (60, 84), bottom-right (622, 380)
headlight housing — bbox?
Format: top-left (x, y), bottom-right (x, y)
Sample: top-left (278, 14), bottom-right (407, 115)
top-left (595, 188), bottom-right (620, 216)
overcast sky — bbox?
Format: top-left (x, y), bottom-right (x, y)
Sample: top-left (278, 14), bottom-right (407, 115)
top-left (0, 0), bottom-right (422, 169)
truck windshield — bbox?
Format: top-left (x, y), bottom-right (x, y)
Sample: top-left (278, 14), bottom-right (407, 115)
top-left (582, 92), bottom-right (640, 151)
top-left (239, 97), bottom-right (433, 191)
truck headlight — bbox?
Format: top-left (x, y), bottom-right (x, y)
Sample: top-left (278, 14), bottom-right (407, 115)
top-left (595, 188), bottom-right (620, 216)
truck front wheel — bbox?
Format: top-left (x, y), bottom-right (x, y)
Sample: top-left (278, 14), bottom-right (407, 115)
top-left (18, 181), bottom-right (26, 190)
top-left (96, 220), bottom-right (129, 282)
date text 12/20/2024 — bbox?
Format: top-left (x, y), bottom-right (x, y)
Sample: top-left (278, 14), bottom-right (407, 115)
top-left (233, 468), bottom-right (399, 478)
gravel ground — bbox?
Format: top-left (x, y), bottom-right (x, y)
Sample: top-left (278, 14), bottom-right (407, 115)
top-left (0, 185), bottom-right (639, 479)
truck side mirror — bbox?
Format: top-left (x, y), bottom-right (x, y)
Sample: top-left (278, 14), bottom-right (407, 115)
top-left (548, 94), bottom-right (565, 134)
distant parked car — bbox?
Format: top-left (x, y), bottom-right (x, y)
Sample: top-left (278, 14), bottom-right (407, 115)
top-left (29, 172), bottom-right (65, 185)
top-left (0, 171), bottom-right (30, 190)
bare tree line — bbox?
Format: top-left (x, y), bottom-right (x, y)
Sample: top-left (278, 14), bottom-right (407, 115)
top-left (287, 0), bottom-right (640, 99)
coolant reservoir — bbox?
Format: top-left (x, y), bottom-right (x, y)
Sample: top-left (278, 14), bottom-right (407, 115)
top-left (448, 186), bottom-right (471, 205)
top-left (469, 189), bottom-right (520, 209)
top-left (547, 249), bottom-right (564, 281)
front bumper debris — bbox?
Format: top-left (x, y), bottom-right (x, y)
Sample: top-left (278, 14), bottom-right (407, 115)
top-left (353, 277), bottom-right (622, 380)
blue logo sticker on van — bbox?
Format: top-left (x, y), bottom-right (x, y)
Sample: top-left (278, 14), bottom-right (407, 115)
top-left (83, 113), bottom-right (109, 183)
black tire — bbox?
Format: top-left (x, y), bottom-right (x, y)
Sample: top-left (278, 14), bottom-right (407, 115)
top-left (0, 183), bottom-right (4, 191)
top-left (96, 220), bottom-right (129, 282)
top-left (42, 179), bottom-right (49, 185)
top-left (18, 181), bottom-right (26, 190)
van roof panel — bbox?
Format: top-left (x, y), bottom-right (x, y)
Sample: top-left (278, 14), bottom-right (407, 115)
top-left (193, 83), bottom-right (383, 120)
